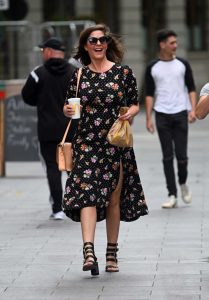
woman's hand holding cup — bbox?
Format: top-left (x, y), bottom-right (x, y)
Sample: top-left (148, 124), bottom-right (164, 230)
top-left (63, 98), bottom-right (81, 119)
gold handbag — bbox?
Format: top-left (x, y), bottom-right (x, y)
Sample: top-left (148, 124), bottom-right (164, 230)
top-left (56, 68), bottom-right (82, 171)
top-left (107, 107), bottom-right (133, 148)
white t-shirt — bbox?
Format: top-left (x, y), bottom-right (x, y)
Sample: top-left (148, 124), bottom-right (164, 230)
top-left (200, 82), bottom-right (209, 96)
top-left (145, 57), bottom-right (196, 114)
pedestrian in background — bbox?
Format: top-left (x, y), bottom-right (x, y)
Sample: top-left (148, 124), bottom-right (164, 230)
top-left (22, 37), bottom-right (76, 220)
top-left (144, 29), bottom-right (196, 209)
top-left (196, 83), bottom-right (209, 119)
top-left (63, 23), bottom-right (148, 275)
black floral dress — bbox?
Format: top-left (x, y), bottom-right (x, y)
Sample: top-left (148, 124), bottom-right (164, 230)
top-left (63, 64), bottom-right (148, 222)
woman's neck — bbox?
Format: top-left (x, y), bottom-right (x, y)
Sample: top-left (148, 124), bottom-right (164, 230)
top-left (88, 59), bottom-right (114, 73)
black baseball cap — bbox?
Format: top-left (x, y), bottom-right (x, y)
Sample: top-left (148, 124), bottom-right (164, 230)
top-left (38, 37), bottom-right (66, 52)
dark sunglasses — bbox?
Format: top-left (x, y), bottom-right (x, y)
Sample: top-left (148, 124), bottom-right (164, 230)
top-left (87, 36), bottom-right (110, 45)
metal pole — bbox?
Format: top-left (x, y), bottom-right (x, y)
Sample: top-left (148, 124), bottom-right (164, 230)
top-left (0, 81), bottom-right (5, 177)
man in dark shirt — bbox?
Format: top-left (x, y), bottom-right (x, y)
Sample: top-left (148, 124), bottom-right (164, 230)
top-left (145, 29), bottom-right (196, 208)
top-left (22, 37), bottom-right (76, 219)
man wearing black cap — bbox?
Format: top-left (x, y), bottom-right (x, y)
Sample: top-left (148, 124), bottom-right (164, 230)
top-left (22, 37), bottom-right (77, 220)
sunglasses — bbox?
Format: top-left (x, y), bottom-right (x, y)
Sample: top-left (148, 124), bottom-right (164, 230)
top-left (87, 36), bottom-right (110, 45)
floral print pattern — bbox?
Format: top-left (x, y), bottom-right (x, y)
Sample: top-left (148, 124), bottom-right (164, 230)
top-left (63, 64), bottom-right (148, 222)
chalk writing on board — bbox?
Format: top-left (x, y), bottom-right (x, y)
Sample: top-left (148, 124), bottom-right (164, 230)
top-left (5, 95), bottom-right (39, 161)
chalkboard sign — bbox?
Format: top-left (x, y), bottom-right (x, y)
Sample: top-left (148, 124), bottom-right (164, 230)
top-left (5, 94), bottom-right (39, 161)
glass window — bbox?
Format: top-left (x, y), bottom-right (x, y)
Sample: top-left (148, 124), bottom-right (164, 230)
top-left (43, 0), bottom-right (75, 21)
top-left (94, 0), bottom-right (119, 33)
top-left (141, 0), bottom-right (166, 60)
top-left (186, 0), bottom-right (207, 51)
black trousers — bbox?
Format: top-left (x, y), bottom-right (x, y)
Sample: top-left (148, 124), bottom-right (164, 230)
top-left (39, 141), bottom-right (63, 214)
top-left (155, 110), bottom-right (188, 197)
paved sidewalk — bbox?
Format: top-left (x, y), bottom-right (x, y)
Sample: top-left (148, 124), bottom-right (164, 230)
top-left (0, 112), bottom-right (209, 300)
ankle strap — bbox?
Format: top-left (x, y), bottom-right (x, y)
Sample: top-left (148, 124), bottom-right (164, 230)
top-left (84, 242), bottom-right (94, 247)
top-left (107, 242), bottom-right (118, 247)
top-left (106, 243), bottom-right (119, 256)
top-left (83, 242), bottom-right (95, 254)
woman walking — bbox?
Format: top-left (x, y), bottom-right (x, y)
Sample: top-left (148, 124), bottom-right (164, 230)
top-left (63, 23), bottom-right (148, 275)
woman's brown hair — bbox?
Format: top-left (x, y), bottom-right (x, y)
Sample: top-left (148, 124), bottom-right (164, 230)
top-left (74, 24), bottom-right (124, 66)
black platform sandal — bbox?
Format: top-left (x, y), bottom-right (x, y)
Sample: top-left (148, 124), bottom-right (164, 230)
top-left (83, 242), bottom-right (99, 276)
top-left (105, 242), bottom-right (119, 272)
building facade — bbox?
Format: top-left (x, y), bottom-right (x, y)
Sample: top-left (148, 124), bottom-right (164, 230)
top-left (1, 0), bottom-right (209, 93)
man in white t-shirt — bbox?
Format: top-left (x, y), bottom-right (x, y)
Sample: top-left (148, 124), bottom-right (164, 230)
top-left (145, 29), bottom-right (196, 208)
top-left (196, 83), bottom-right (209, 119)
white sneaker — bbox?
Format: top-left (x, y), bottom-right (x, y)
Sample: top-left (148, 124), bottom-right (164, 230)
top-left (180, 184), bottom-right (192, 204)
top-left (49, 211), bottom-right (65, 220)
top-left (161, 195), bottom-right (177, 209)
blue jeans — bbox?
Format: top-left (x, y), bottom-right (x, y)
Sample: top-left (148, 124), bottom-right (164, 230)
top-left (155, 110), bottom-right (188, 197)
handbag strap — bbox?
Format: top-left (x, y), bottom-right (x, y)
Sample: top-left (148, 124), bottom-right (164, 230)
top-left (76, 67), bottom-right (82, 97)
top-left (60, 119), bottom-right (72, 145)
top-left (61, 67), bottom-right (82, 145)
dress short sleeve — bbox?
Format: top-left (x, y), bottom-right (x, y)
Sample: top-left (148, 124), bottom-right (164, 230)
top-left (65, 69), bottom-right (79, 103)
top-left (123, 65), bottom-right (139, 106)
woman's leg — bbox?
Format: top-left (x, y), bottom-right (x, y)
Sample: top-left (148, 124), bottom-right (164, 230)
top-left (80, 206), bottom-right (98, 271)
top-left (106, 162), bottom-right (123, 270)
top-left (80, 206), bottom-right (97, 243)
top-left (106, 191), bottom-right (121, 243)
top-left (106, 162), bottom-right (123, 242)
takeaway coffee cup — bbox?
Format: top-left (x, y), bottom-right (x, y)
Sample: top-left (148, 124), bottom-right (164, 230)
top-left (68, 98), bottom-right (80, 119)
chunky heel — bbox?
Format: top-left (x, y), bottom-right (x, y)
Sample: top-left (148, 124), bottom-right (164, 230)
top-left (105, 242), bottom-right (119, 272)
top-left (91, 262), bottom-right (99, 276)
top-left (83, 242), bottom-right (99, 276)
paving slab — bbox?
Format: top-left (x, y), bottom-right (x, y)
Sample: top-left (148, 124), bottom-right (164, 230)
top-left (0, 112), bottom-right (209, 300)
